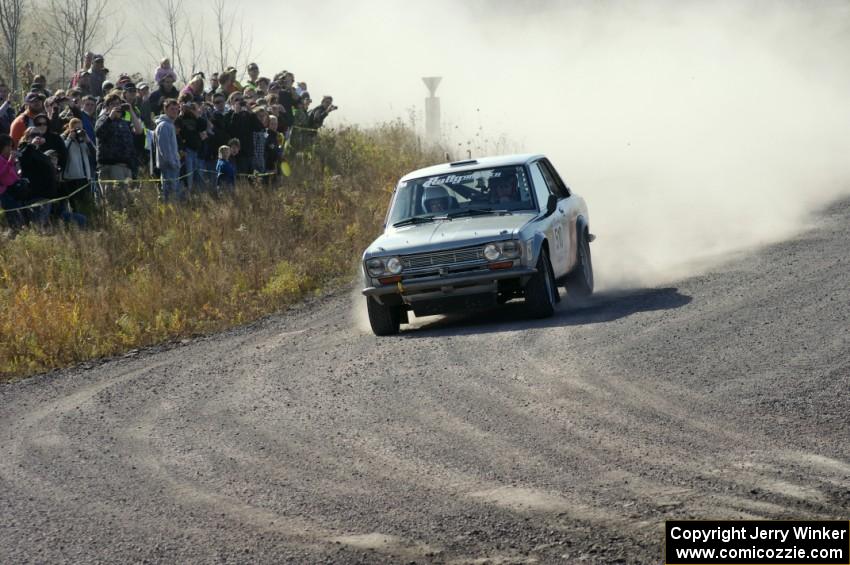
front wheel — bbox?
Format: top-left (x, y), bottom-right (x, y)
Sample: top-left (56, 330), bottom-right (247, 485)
top-left (565, 229), bottom-right (594, 298)
top-left (525, 249), bottom-right (557, 318)
top-left (366, 296), bottom-right (401, 335)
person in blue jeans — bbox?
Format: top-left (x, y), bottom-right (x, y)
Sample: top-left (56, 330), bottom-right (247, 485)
top-left (215, 145), bottom-right (235, 193)
top-left (154, 99), bottom-right (183, 202)
top-left (175, 93), bottom-right (207, 192)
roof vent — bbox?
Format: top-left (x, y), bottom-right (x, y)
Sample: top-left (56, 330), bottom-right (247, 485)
top-left (449, 159), bottom-right (478, 167)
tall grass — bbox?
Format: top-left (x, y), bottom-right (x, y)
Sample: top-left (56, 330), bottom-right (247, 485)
top-left (0, 121), bottom-right (441, 380)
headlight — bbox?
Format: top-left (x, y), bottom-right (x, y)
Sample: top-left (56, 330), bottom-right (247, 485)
top-left (501, 240), bottom-right (521, 259)
top-left (483, 243), bottom-right (501, 261)
top-left (366, 258), bottom-right (385, 277)
top-left (385, 257), bottom-right (403, 274)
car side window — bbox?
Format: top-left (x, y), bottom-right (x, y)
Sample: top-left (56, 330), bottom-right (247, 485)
top-left (541, 159), bottom-right (571, 197)
top-left (537, 160), bottom-right (569, 199)
top-left (529, 162), bottom-right (553, 211)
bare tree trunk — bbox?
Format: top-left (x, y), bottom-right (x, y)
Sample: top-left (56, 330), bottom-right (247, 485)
top-left (0, 0), bottom-right (26, 92)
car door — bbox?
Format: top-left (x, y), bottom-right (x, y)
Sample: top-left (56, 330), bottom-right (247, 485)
top-left (539, 158), bottom-right (578, 271)
top-left (528, 160), bottom-right (569, 277)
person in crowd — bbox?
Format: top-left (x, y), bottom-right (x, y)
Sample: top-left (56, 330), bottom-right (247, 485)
top-left (61, 118), bottom-right (95, 217)
top-left (308, 95), bottom-right (338, 131)
top-left (276, 72), bottom-right (299, 138)
top-left (95, 93), bottom-right (137, 199)
top-left (0, 133), bottom-right (27, 227)
top-left (205, 92), bottom-right (229, 158)
top-left (33, 113), bottom-right (67, 170)
top-left (227, 138), bottom-right (241, 172)
top-left (206, 72), bottom-right (220, 98)
top-left (0, 84), bottom-right (16, 135)
top-left (175, 94), bottom-right (207, 191)
top-left (137, 83), bottom-right (154, 129)
top-left (225, 91), bottom-right (263, 174)
top-left (32, 75), bottom-right (53, 97)
top-left (181, 73), bottom-right (205, 104)
top-left (215, 145), bottom-right (235, 192)
top-left (69, 52), bottom-right (94, 89)
top-left (245, 63), bottom-right (260, 88)
top-left (149, 74), bottom-right (180, 117)
top-left (120, 82), bottom-right (146, 177)
top-left (256, 77), bottom-right (270, 95)
top-left (18, 128), bottom-right (59, 217)
top-left (80, 95), bottom-right (98, 142)
top-left (43, 148), bottom-right (86, 227)
top-left (88, 55), bottom-right (108, 98)
top-left (264, 114), bottom-right (282, 179)
top-left (10, 92), bottom-right (46, 146)
top-left (46, 94), bottom-right (70, 133)
top-left (154, 58), bottom-right (178, 84)
top-left (251, 106), bottom-right (269, 173)
top-left (76, 71), bottom-right (93, 96)
top-left (290, 93), bottom-right (312, 151)
top-left (154, 99), bottom-right (182, 202)
top-left (218, 68), bottom-right (242, 96)
top-left (243, 86), bottom-right (258, 108)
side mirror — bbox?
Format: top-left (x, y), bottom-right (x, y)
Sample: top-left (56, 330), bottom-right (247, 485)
top-left (546, 193), bottom-right (557, 215)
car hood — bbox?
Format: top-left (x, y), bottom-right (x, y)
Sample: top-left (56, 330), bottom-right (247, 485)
top-left (365, 213), bottom-right (535, 257)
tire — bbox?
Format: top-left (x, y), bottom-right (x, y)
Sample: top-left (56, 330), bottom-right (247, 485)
top-left (525, 249), bottom-right (557, 318)
top-left (565, 229), bottom-right (594, 298)
top-left (366, 296), bottom-right (402, 335)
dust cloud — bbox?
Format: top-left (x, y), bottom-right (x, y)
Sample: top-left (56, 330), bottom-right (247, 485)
top-left (273, 0), bottom-right (850, 290)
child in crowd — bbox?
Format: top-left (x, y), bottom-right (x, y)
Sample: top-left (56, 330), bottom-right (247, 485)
top-left (154, 58), bottom-right (178, 84)
top-left (216, 145), bottom-right (236, 191)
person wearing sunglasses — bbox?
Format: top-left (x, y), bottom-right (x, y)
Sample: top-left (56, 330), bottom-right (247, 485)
top-left (32, 114), bottom-right (67, 171)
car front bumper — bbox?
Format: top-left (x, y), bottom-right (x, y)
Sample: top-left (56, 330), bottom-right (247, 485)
top-left (362, 267), bottom-right (537, 304)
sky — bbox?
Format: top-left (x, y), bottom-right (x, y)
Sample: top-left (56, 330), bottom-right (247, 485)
top-left (108, 0), bottom-right (850, 287)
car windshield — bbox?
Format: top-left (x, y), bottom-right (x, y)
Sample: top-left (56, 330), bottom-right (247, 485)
top-left (387, 165), bottom-right (536, 227)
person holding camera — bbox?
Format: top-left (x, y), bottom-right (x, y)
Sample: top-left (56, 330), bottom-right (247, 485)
top-left (95, 93), bottom-right (137, 201)
top-left (224, 91), bottom-right (264, 174)
top-left (61, 118), bottom-right (95, 217)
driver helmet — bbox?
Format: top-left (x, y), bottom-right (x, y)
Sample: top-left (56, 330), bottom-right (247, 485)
top-left (490, 171), bottom-right (519, 202)
top-left (422, 185), bottom-right (450, 213)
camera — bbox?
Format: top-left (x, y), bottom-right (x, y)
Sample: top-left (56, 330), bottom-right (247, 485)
top-left (74, 128), bottom-right (84, 137)
top-left (120, 103), bottom-right (131, 112)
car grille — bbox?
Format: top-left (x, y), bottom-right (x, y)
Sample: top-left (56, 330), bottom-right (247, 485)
top-left (401, 246), bottom-right (486, 274)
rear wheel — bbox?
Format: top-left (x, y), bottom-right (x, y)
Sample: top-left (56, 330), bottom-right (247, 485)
top-left (565, 229), bottom-right (594, 298)
top-left (525, 249), bottom-right (557, 318)
top-left (366, 296), bottom-right (402, 335)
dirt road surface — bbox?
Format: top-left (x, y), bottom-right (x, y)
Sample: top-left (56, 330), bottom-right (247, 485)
top-left (2, 200), bottom-right (849, 564)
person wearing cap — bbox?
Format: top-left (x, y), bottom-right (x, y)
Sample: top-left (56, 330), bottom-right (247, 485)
top-left (88, 55), bottom-right (107, 98)
top-left (136, 83), bottom-right (155, 130)
top-left (10, 92), bottom-right (46, 147)
top-left (245, 63), bottom-right (260, 88)
top-left (120, 82), bottom-right (145, 177)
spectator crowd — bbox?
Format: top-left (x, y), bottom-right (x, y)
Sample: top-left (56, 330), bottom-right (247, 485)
top-left (0, 54), bottom-right (338, 227)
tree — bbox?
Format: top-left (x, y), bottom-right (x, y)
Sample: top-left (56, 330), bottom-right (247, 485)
top-left (0, 0), bottom-right (26, 92)
top-left (38, 0), bottom-right (123, 88)
top-left (211, 0), bottom-right (253, 75)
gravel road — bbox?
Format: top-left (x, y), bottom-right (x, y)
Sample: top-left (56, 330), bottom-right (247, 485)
top-left (2, 200), bottom-right (849, 564)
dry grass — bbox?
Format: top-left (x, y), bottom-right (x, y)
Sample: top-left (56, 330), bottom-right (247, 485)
top-left (0, 121), bottom-right (441, 380)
